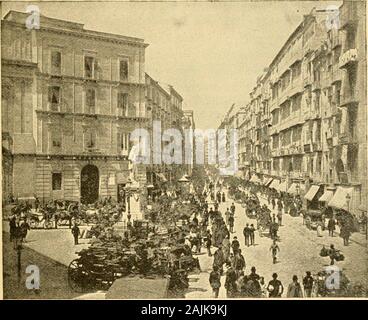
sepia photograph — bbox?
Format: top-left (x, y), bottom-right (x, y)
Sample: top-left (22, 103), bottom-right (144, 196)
top-left (1, 0), bottom-right (367, 300)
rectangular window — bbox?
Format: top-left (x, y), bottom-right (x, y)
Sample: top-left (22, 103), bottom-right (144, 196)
top-left (84, 56), bottom-right (94, 78)
top-left (118, 132), bottom-right (130, 151)
top-left (85, 129), bottom-right (96, 149)
top-left (119, 59), bottom-right (129, 81)
top-left (117, 92), bottom-right (129, 116)
top-left (52, 172), bottom-right (62, 191)
top-left (52, 129), bottom-right (62, 149)
top-left (86, 88), bottom-right (96, 114)
top-left (48, 86), bottom-right (61, 111)
top-left (51, 51), bottom-right (61, 75)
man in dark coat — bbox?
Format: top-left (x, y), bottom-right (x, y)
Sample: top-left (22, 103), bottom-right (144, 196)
top-left (243, 224), bottom-right (250, 247)
top-left (71, 223), bottom-right (81, 245)
top-left (225, 264), bottom-right (238, 298)
top-left (209, 266), bottom-right (221, 298)
top-left (328, 218), bottom-right (336, 237)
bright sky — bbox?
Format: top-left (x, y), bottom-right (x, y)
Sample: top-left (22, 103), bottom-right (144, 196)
top-left (2, 1), bottom-right (341, 129)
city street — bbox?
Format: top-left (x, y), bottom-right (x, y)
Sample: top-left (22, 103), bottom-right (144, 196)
top-left (186, 189), bottom-right (368, 298)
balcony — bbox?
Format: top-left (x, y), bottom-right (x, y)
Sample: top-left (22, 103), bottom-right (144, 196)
top-left (339, 91), bottom-right (359, 108)
top-left (303, 143), bottom-right (311, 153)
top-left (339, 49), bottom-right (358, 69)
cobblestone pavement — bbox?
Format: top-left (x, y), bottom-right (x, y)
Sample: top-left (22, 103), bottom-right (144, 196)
top-left (185, 189), bottom-right (368, 298)
top-left (3, 189), bottom-right (367, 299)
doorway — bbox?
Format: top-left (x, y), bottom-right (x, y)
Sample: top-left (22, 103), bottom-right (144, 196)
top-left (80, 164), bottom-right (99, 204)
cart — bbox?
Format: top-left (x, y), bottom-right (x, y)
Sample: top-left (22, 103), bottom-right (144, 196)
top-left (305, 210), bottom-right (322, 230)
top-left (28, 211), bottom-right (54, 229)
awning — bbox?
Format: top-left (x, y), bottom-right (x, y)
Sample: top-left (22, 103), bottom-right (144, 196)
top-left (304, 185), bottom-right (320, 201)
top-left (319, 189), bottom-right (334, 202)
top-left (269, 179), bottom-right (280, 189)
top-left (264, 177), bottom-right (273, 186)
top-left (328, 186), bottom-right (354, 210)
top-left (277, 181), bottom-right (288, 192)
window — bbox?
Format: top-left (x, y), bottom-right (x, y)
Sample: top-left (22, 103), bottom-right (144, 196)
top-left (117, 92), bottom-right (129, 116)
top-left (118, 132), bottom-right (130, 151)
top-left (52, 172), bottom-right (62, 191)
top-left (51, 51), bottom-right (61, 75)
top-left (85, 129), bottom-right (96, 149)
top-left (119, 59), bottom-right (128, 81)
top-left (48, 86), bottom-right (61, 111)
top-left (86, 88), bottom-right (96, 114)
top-left (84, 56), bottom-right (94, 78)
top-left (51, 129), bottom-right (62, 149)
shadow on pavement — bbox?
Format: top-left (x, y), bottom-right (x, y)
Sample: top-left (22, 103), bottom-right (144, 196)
top-left (2, 232), bottom-right (94, 299)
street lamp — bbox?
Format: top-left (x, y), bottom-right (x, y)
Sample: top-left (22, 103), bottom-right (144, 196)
top-left (125, 178), bottom-right (132, 226)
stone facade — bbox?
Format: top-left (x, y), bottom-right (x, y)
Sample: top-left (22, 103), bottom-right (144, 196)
top-left (2, 11), bottom-right (148, 203)
top-left (234, 2), bottom-right (367, 216)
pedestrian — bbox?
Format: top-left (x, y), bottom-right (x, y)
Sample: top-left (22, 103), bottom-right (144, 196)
top-left (222, 192), bottom-right (226, 203)
top-left (277, 207), bottom-right (283, 226)
top-left (222, 235), bottom-right (231, 263)
top-left (249, 224), bottom-right (256, 245)
top-left (267, 273), bottom-right (284, 298)
top-left (231, 236), bottom-right (240, 255)
top-left (271, 198), bottom-right (276, 210)
top-left (225, 208), bottom-right (231, 225)
top-left (270, 240), bottom-right (280, 264)
top-left (228, 214), bottom-right (234, 233)
top-left (302, 271), bottom-right (314, 298)
top-left (234, 249), bottom-right (246, 276)
top-left (328, 217), bottom-right (336, 237)
top-left (328, 244), bottom-right (336, 265)
top-left (213, 246), bottom-right (224, 275)
top-left (9, 215), bottom-right (16, 242)
top-left (20, 218), bottom-right (30, 243)
top-left (35, 197), bottom-right (40, 211)
top-left (230, 202), bottom-right (236, 215)
top-left (209, 266), bottom-right (221, 298)
top-left (340, 223), bottom-right (351, 246)
top-left (71, 223), bottom-right (81, 245)
top-left (287, 275), bottom-right (303, 298)
top-left (243, 223), bottom-right (250, 247)
top-left (205, 230), bottom-right (212, 257)
top-left (225, 263), bottom-right (238, 298)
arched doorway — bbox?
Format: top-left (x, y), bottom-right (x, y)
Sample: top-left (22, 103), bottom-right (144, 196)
top-left (81, 164), bottom-right (99, 204)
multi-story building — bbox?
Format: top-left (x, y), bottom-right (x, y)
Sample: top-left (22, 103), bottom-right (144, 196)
top-left (235, 2), bottom-right (366, 218)
top-left (218, 103), bottom-right (246, 176)
top-left (145, 73), bottom-right (190, 187)
top-left (2, 11), bottom-right (149, 203)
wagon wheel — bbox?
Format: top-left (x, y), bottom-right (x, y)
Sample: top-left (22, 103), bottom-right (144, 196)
top-left (67, 259), bottom-right (91, 293)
